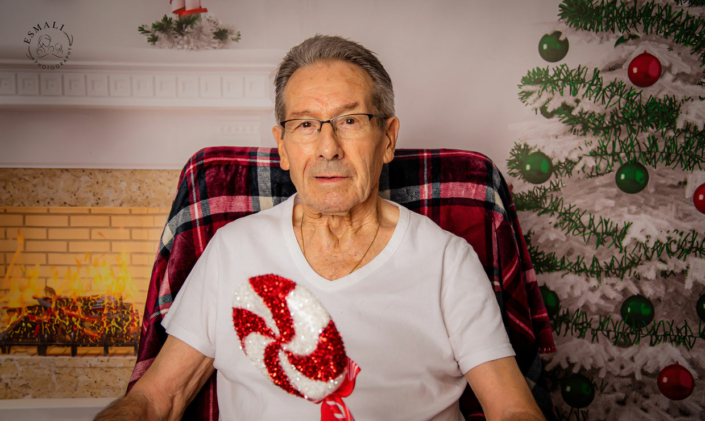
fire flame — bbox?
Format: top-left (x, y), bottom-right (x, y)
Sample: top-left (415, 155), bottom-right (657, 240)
top-left (1, 233), bottom-right (142, 332)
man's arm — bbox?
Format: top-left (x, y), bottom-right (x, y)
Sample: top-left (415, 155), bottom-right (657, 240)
top-left (95, 335), bottom-right (214, 421)
top-left (464, 356), bottom-right (545, 421)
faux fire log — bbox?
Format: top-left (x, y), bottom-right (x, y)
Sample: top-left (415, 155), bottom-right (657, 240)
top-left (1, 294), bottom-right (140, 357)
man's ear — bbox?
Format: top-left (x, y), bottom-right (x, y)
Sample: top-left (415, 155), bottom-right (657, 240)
top-left (273, 126), bottom-right (290, 171)
top-left (382, 117), bottom-right (399, 164)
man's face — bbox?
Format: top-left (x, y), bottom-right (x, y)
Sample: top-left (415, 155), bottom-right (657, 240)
top-left (274, 60), bottom-right (398, 214)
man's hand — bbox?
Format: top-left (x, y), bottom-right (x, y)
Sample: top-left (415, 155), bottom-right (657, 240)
top-left (464, 357), bottom-right (545, 421)
top-left (95, 335), bottom-right (214, 421)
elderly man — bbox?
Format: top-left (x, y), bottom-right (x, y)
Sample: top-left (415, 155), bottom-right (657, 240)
top-left (96, 35), bottom-right (545, 421)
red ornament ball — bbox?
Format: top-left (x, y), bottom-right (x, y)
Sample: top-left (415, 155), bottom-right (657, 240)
top-left (694, 183), bottom-right (705, 214)
top-left (657, 362), bottom-right (695, 401)
top-left (628, 51), bottom-right (662, 88)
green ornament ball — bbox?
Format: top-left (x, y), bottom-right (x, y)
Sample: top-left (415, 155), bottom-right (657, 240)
top-left (540, 285), bottom-right (560, 317)
top-left (620, 294), bottom-right (655, 328)
top-left (522, 152), bottom-right (553, 184)
top-left (696, 295), bottom-right (705, 322)
top-left (560, 374), bottom-right (595, 409)
top-left (615, 162), bottom-right (649, 194)
top-left (539, 31), bottom-right (569, 62)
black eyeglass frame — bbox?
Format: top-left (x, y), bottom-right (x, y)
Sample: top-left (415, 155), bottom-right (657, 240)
top-left (279, 113), bottom-right (387, 133)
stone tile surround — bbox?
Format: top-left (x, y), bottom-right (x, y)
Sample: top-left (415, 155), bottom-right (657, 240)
top-left (0, 168), bottom-right (180, 208)
top-left (0, 354), bottom-right (135, 399)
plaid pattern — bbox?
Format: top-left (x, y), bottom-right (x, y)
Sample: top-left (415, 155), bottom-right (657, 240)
top-left (128, 147), bottom-right (557, 420)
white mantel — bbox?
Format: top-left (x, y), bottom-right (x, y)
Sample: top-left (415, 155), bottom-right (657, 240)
top-left (0, 46), bottom-right (286, 169)
top-left (0, 46), bottom-right (285, 110)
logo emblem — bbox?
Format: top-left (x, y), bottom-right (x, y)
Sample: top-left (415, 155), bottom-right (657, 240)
top-left (24, 21), bottom-right (73, 70)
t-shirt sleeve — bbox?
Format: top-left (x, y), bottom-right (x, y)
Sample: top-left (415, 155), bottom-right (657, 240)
top-left (441, 239), bottom-right (515, 374)
top-left (160, 232), bottom-right (221, 359)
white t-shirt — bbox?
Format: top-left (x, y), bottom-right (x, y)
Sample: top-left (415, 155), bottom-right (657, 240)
top-left (162, 194), bottom-right (515, 420)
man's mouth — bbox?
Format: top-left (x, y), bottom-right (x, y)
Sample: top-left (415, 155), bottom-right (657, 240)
top-left (314, 175), bottom-right (347, 182)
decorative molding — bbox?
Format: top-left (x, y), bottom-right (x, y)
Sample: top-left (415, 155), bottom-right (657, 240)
top-left (0, 46), bottom-right (284, 110)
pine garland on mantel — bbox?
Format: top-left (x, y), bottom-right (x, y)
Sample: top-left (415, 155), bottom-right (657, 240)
top-left (138, 14), bottom-right (241, 50)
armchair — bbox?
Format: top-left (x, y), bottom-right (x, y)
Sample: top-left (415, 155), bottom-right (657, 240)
top-left (128, 146), bottom-right (557, 420)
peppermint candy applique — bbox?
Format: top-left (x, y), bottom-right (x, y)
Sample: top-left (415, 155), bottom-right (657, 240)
top-left (232, 274), bottom-right (360, 421)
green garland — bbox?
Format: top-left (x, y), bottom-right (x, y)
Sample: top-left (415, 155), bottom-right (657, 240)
top-left (138, 14), bottom-right (199, 45)
top-left (533, 196), bottom-right (631, 250)
top-left (517, 65), bottom-right (705, 176)
top-left (527, 237), bottom-right (644, 279)
top-left (586, 130), bottom-right (705, 175)
top-left (677, 0), bottom-right (705, 5)
top-left (514, 179), bottom-right (705, 269)
top-left (524, 226), bottom-right (704, 279)
top-left (511, 180), bottom-right (566, 211)
top-left (521, 65), bottom-right (669, 110)
top-left (515, 182), bottom-right (705, 258)
top-left (551, 307), bottom-right (703, 350)
top-left (558, 0), bottom-right (705, 69)
top-left (138, 14), bottom-right (241, 46)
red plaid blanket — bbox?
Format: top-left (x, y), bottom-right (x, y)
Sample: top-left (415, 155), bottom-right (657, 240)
top-left (128, 147), bottom-right (556, 420)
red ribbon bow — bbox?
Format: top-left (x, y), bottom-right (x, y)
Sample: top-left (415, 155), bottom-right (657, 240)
top-left (320, 358), bottom-right (360, 421)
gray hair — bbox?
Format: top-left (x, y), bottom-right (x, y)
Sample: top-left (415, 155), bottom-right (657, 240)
top-left (274, 34), bottom-right (395, 130)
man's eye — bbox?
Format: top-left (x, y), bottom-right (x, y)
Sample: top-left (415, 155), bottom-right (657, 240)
top-left (341, 117), bottom-right (361, 126)
top-left (294, 121), bottom-right (313, 130)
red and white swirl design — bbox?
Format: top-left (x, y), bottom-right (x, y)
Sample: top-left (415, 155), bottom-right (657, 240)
top-left (232, 274), bottom-right (358, 420)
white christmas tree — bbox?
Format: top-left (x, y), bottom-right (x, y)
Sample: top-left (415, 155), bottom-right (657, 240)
top-left (508, 1), bottom-right (705, 419)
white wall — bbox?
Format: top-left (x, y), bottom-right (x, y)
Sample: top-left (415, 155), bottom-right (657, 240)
top-left (0, 0), bottom-right (606, 173)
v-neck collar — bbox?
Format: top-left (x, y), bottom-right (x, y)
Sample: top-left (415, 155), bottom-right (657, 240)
top-left (282, 193), bottom-right (409, 291)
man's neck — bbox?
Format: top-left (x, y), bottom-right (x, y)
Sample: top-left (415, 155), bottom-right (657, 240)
top-left (293, 193), bottom-right (399, 280)
top-left (298, 195), bottom-right (381, 241)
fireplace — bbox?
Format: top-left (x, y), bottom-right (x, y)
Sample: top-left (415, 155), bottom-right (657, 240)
top-left (0, 205), bottom-right (171, 355)
top-left (0, 170), bottom-right (176, 401)
top-left (1, 222), bottom-right (149, 358)
top-left (0, 45), bottom-right (280, 415)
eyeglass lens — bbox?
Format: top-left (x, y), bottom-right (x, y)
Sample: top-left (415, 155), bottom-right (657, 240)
top-left (283, 114), bottom-right (373, 141)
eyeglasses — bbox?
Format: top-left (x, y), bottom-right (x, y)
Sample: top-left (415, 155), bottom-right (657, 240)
top-left (280, 113), bottom-right (385, 142)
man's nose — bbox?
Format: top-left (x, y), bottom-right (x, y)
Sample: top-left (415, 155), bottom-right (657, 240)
top-left (316, 121), bottom-right (344, 161)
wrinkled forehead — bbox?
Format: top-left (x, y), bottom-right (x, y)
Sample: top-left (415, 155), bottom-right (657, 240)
top-left (283, 60), bottom-right (375, 118)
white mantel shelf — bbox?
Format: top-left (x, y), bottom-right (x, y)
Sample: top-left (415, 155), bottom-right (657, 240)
top-left (0, 45), bottom-right (285, 110)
